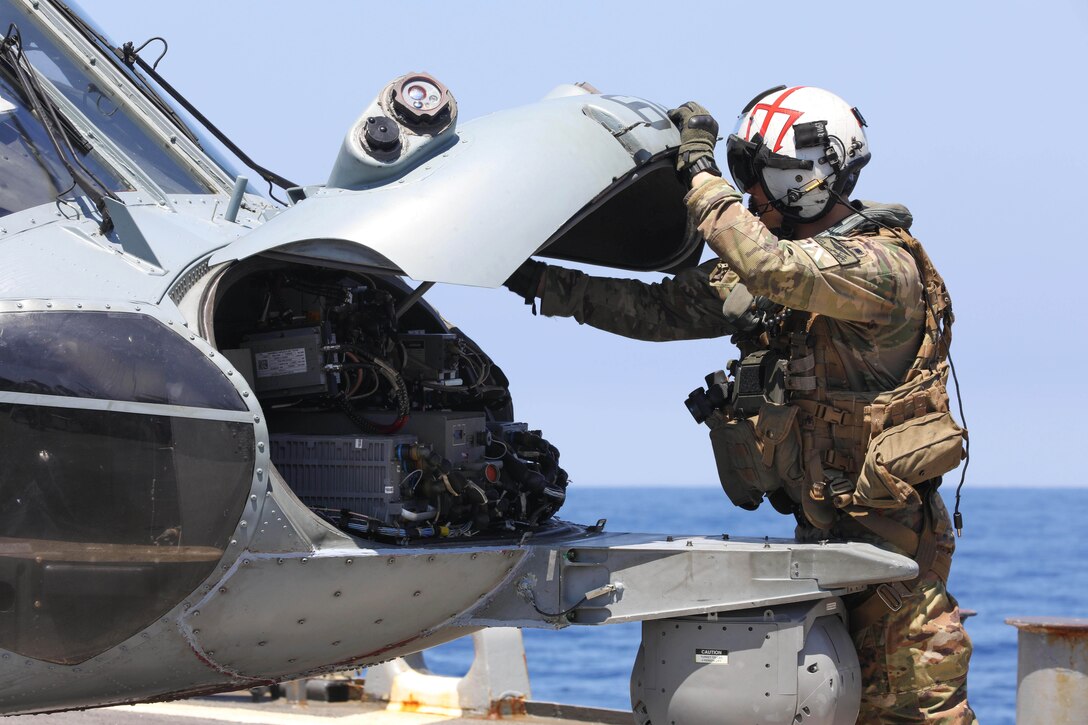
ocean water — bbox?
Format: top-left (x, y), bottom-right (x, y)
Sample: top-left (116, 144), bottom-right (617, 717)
top-left (421, 486), bottom-right (1088, 725)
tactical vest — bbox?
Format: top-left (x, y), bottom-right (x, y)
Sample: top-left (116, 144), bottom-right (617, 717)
top-left (708, 222), bottom-right (965, 534)
top-left (766, 228), bottom-right (964, 533)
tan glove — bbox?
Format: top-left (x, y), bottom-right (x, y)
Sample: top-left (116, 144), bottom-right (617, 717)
top-left (667, 101), bottom-right (721, 181)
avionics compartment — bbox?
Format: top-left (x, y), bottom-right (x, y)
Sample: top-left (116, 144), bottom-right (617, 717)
top-left (210, 259), bottom-right (568, 542)
top-left (270, 433), bottom-right (416, 522)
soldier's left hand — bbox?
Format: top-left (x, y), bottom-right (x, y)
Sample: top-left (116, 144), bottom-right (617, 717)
top-left (502, 259), bottom-right (547, 305)
top-left (667, 101), bottom-right (721, 180)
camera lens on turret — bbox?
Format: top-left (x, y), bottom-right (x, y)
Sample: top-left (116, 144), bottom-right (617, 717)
top-left (391, 74), bottom-right (454, 126)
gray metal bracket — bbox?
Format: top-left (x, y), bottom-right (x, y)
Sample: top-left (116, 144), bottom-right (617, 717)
top-left (463, 532), bottom-right (916, 628)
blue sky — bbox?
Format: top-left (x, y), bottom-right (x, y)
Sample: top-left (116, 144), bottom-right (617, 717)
top-left (90, 1), bottom-right (1087, 489)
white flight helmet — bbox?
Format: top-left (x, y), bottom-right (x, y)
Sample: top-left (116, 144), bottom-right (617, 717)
top-left (725, 86), bottom-right (870, 222)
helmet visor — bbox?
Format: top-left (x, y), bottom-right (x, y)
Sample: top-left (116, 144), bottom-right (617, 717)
top-left (725, 134), bottom-right (760, 192)
top-left (726, 132), bottom-right (817, 194)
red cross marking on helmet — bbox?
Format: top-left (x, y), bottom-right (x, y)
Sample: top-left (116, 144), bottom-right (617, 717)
top-left (745, 86), bottom-right (806, 153)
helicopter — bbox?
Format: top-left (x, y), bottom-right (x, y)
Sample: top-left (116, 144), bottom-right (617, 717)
top-left (0, 2), bottom-right (915, 722)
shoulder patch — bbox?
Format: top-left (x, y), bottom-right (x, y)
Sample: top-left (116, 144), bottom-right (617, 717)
top-left (707, 261), bottom-right (738, 301)
top-left (708, 261), bottom-right (733, 285)
top-left (795, 236), bottom-right (861, 270)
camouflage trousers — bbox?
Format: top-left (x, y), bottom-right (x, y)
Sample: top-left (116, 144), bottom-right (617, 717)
top-left (798, 489), bottom-right (977, 723)
top-left (849, 573), bottom-right (977, 724)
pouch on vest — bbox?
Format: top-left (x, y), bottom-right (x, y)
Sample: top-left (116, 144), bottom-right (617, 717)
top-left (852, 411), bottom-right (965, 509)
top-left (709, 418), bottom-right (766, 510)
top-left (708, 405), bottom-right (802, 510)
top-left (756, 403), bottom-right (805, 485)
top-left (865, 366), bottom-right (951, 437)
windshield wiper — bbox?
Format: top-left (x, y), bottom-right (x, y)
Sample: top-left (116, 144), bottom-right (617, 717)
top-left (0, 24), bottom-right (115, 233)
top-left (118, 40), bottom-right (298, 200)
top-left (51, 1), bottom-right (297, 203)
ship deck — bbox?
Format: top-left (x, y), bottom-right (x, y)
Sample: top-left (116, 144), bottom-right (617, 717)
top-left (7, 691), bottom-right (630, 725)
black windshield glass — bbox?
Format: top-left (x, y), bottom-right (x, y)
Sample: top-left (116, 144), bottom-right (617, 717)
top-left (0, 311), bottom-right (247, 411)
top-left (0, 403), bottom-right (254, 664)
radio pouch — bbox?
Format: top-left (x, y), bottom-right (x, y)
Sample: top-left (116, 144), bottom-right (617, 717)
top-left (709, 418), bottom-right (767, 510)
top-left (708, 404), bottom-right (802, 511)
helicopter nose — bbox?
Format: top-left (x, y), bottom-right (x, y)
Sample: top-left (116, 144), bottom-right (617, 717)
top-left (0, 306), bottom-right (257, 665)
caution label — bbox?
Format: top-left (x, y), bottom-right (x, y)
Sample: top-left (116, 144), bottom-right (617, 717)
top-left (254, 348), bottom-right (308, 378)
top-left (695, 648), bottom-right (729, 665)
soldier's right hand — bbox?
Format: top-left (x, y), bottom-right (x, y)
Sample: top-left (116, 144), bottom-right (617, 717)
top-left (667, 101), bottom-right (721, 180)
top-left (503, 259), bottom-right (548, 305)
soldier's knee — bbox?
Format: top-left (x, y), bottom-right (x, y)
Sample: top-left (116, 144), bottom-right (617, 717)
top-left (859, 672), bottom-right (977, 725)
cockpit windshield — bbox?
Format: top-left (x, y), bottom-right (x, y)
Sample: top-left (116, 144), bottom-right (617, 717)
top-left (0, 0), bottom-right (213, 217)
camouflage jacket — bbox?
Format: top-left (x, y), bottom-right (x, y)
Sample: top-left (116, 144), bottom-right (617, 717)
top-left (539, 257), bottom-right (740, 342)
top-left (540, 182), bottom-right (924, 394)
top-left (685, 179), bottom-right (924, 392)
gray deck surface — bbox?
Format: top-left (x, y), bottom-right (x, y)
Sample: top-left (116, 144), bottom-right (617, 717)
top-left (6, 692), bottom-right (631, 724)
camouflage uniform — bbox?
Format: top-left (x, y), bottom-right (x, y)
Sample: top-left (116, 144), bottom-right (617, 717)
top-left (538, 178), bottom-right (976, 723)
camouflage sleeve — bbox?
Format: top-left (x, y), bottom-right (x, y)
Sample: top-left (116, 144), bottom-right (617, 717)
top-left (686, 179), bottom-right (920, 326)
top-left (537, 259), bottom-right (737, 342)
